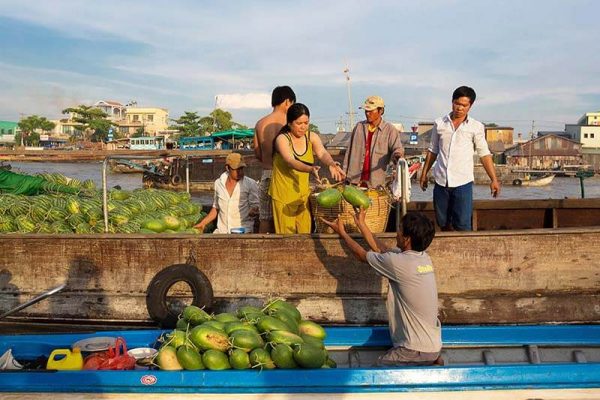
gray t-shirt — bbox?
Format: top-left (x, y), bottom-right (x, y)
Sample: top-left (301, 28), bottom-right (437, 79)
top-left (366, 249), bottom-right (442, 353)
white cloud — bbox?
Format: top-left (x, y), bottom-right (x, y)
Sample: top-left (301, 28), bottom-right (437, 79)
top-left (216, 93), bottom-right (270, 110)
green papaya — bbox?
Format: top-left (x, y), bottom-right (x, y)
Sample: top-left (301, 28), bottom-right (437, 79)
top-left (342, 185), bottom-right (370, 209)
top-left (316, 188), bottom-right (342, 208)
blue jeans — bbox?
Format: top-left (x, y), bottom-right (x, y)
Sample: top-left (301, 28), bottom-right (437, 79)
top-left (433, 182), bottom-right (473, 231)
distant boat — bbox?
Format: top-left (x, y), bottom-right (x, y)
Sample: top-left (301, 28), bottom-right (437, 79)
top-left (512, 174), bottom-right (555, 187)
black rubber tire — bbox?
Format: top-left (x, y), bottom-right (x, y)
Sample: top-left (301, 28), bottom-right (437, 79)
top-left (170, 174), bottom-right (182, 185)
top-left (146, 264), bottom-right (213, 328)
top-left (512, 179), bottom-right (522, 186)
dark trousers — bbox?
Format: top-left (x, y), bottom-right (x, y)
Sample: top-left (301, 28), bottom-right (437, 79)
top-left (433, 182), bottom-right (473, 231)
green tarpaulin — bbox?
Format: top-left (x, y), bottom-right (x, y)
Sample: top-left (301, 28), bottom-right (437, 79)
top-left (211, 129), bottom-right (255, 139)
top-left (0, 169), bottom-right (80, 195)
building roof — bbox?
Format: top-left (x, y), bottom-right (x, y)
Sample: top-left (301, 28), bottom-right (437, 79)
top-left (504, 134), bottom-right (581, 157)
top-left (0, 121), bottom-right (18, 130)
top-left (95, 100), bottom-right (124, 106)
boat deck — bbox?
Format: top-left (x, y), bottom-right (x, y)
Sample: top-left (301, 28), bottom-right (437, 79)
top-left (0, 325), bottom-right (598, 398)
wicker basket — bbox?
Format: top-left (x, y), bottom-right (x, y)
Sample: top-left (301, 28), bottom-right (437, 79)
top-left (310, 187), bottom-right (391, 233)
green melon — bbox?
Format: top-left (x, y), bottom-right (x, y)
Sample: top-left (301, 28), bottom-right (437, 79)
top-left (156, 346), bottom-right (183, 370)
top-left (249, 348), bottom-right (276, 370)
top-left (264, 299), bottom-right (302, 323)
top-left (298, 320), bottom-right (327, 340)
top-left (229, 348), bottom-right (251, 370)
top-left (271, 343), bottom-right (298, 369)
top-left (141, 218), bottom-right (166, 233)
top-left (229, 330), bottom-right (264, 353)
top-left (256, 316), bottom-right (291, 333)
top-left (202, 349), bottom-right (231, 370)
top-left (224, 321), bottom-right (259, 335)
top-left (266, 330), bottom-right (304, 347)
top-left (176, 346), bottom-right (205, 370)
top-left (189, 325), bottom-right (230, 352)
top-left (293, 343), bottom-right (327, 369)
top-left (214, 313), bottom-right (239, 323)
top-left (342, 185), bottom-right (371, 209)
top-left (316, 188), bottom-right (342, 207)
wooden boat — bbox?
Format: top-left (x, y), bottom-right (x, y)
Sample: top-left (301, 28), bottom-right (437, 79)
top-left (512, 174), bottom-right (555, 187)
top-left (108, 160), bottom-right (148, 174)
top-left (0, 197), bottom-right (599, 326)
top-left (0, 325), bottom-right (598, 398)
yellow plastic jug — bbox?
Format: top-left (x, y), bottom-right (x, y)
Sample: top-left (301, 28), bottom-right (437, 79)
top-left (46, 347), bottom-right (83, 370)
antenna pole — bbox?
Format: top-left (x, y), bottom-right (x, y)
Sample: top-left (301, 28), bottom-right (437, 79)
top-left (343, 67), bottom-right (355, 131)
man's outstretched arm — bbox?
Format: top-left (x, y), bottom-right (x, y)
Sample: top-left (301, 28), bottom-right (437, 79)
top-left (320, 217), bottom-right (368, 262)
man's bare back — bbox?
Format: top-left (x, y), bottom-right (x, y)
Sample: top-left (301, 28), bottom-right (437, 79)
top-left (254, 110), bottom-right (287, 170)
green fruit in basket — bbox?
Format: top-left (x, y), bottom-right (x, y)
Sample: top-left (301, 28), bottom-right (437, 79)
top-left (342, 185), bottom-right (371, 209)
top-left (316, 188), bottom-right (342, 208)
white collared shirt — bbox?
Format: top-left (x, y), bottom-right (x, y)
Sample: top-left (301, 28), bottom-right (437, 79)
top-left (212, 172), bottom-right (259, 234)
top-left (429, 113), bottom-right (491, 188)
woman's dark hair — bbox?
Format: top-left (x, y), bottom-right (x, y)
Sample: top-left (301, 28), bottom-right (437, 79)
top-left (279, 103), bottom-right (310, 134)
top-left (272, 86), bottom-right (296, 107)
top-left (400, 212), bottom-right (435, 252)
top-left (452, 86), bottom-right (476, 105)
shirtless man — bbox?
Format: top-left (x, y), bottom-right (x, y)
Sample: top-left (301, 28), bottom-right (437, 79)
top-left (253, 86), bottom-right (296, 233)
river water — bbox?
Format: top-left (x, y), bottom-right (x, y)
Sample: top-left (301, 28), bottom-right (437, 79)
top-left (9, 161), bottom-right (600, 206)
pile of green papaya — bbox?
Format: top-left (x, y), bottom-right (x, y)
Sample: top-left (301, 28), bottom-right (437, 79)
top-left (0, 172), bottom-right (212, 234)
top-left (316, 185), bottom-right (371, 209)
top-left (155, 299), bottom-right (336, 371)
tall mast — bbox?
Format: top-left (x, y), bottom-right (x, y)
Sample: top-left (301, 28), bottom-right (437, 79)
top-left (343, 66), bottom-right (355, 131)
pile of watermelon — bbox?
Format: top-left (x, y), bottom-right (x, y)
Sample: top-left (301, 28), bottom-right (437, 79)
top-left (0, 173), bottom-right (209, 234)
top-left (156, 299), bottom-right (335, 371)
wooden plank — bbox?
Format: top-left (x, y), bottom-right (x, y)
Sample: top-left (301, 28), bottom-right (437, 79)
top-left (0, 228), bottom-right (598, 324)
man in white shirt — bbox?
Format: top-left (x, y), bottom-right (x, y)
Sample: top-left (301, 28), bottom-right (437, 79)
top-left (194, 153), bottom-right (259, 233)
top-left (419, 86), bottom-right (500, 231)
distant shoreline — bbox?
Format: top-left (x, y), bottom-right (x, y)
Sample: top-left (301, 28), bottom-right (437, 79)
top-left (0, 148), bottom-right (238, 162)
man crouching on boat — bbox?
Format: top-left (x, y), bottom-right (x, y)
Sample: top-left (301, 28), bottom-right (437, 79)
top-left (194, 153), bottom-right (259, 234)
top-left (321, 211), bottom-right (442, 366)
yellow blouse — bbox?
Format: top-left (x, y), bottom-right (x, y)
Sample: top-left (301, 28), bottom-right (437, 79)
top-left (269, 132), bottom-right (314, 203)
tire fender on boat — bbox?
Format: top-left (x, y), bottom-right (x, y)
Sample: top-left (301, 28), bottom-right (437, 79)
top-left (170, 174), bottom-right (182, 185)
top-left (512, 179), bottom-right (522, 186)
top-left (146, 264), bottom-right (213, 328)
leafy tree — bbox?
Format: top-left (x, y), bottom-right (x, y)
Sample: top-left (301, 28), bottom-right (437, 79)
top-left (16, 115), bottom-right (56, 146)
top-left (62, 105), bottom-right (113, 142)
top-left (485, 123), bottom-right (499, 127)
top-left (198, 109), bottom-right (248, 135)
top-left (132, 127), bottom-right (145, 138)
top-left (171, 111), bottom-right (201, 137)
top-left (309, 123), bottom-right (320, 134)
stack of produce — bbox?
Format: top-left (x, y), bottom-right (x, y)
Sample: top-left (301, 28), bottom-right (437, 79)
top-left (0, 172), bottom-right (209, 234)
top-left (155, 299), bottom-right (336, 371)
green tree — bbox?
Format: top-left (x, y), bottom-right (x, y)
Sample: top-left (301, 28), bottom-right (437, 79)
top-left (309, 123), bottom-right (320, 134)
top-left (198, 109), bottom-right (248, 135)
top-left (171, 111), bottom-right (201, 137)
top-left (16, 115), bottom-right (56, 146)
top-left (62, 105), bottom-right (113, 142)
top-left (485, 123), bottom-right (498, 127)
top-left (132, 127), bottom-right (145, 137)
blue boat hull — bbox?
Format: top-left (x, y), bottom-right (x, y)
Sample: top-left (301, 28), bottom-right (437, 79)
top-left (0, 325), bottom-right (598, 395)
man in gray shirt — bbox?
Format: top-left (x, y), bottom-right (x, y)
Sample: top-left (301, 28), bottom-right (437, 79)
top-left (343, 96), bottom-right (404, 189)
top-left (321, 210), bottom-right (442, 366)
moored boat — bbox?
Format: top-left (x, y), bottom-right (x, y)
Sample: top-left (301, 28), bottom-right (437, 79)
top-left (0, 214), bottom-right (598, 326)
top-left (512, 174), bottom-right (555, 187)
top-left (0, 325), bottom-right (598, 398)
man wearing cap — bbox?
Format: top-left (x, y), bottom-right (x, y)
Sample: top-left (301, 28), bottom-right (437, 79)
top-left (194, 153), bottom-right (259, 234)
top-left (343, 96), bottom-right (404, 188)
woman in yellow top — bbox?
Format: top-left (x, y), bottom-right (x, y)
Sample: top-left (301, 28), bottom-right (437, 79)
top-left (269, 103), bottom-right (345, 234)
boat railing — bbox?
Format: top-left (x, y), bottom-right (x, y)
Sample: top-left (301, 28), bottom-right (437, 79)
top-left (102, 154), bottom-right (192, 232)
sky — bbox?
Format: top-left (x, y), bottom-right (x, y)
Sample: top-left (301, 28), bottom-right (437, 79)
top-left (0, 0), bottom-right (599, 136)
